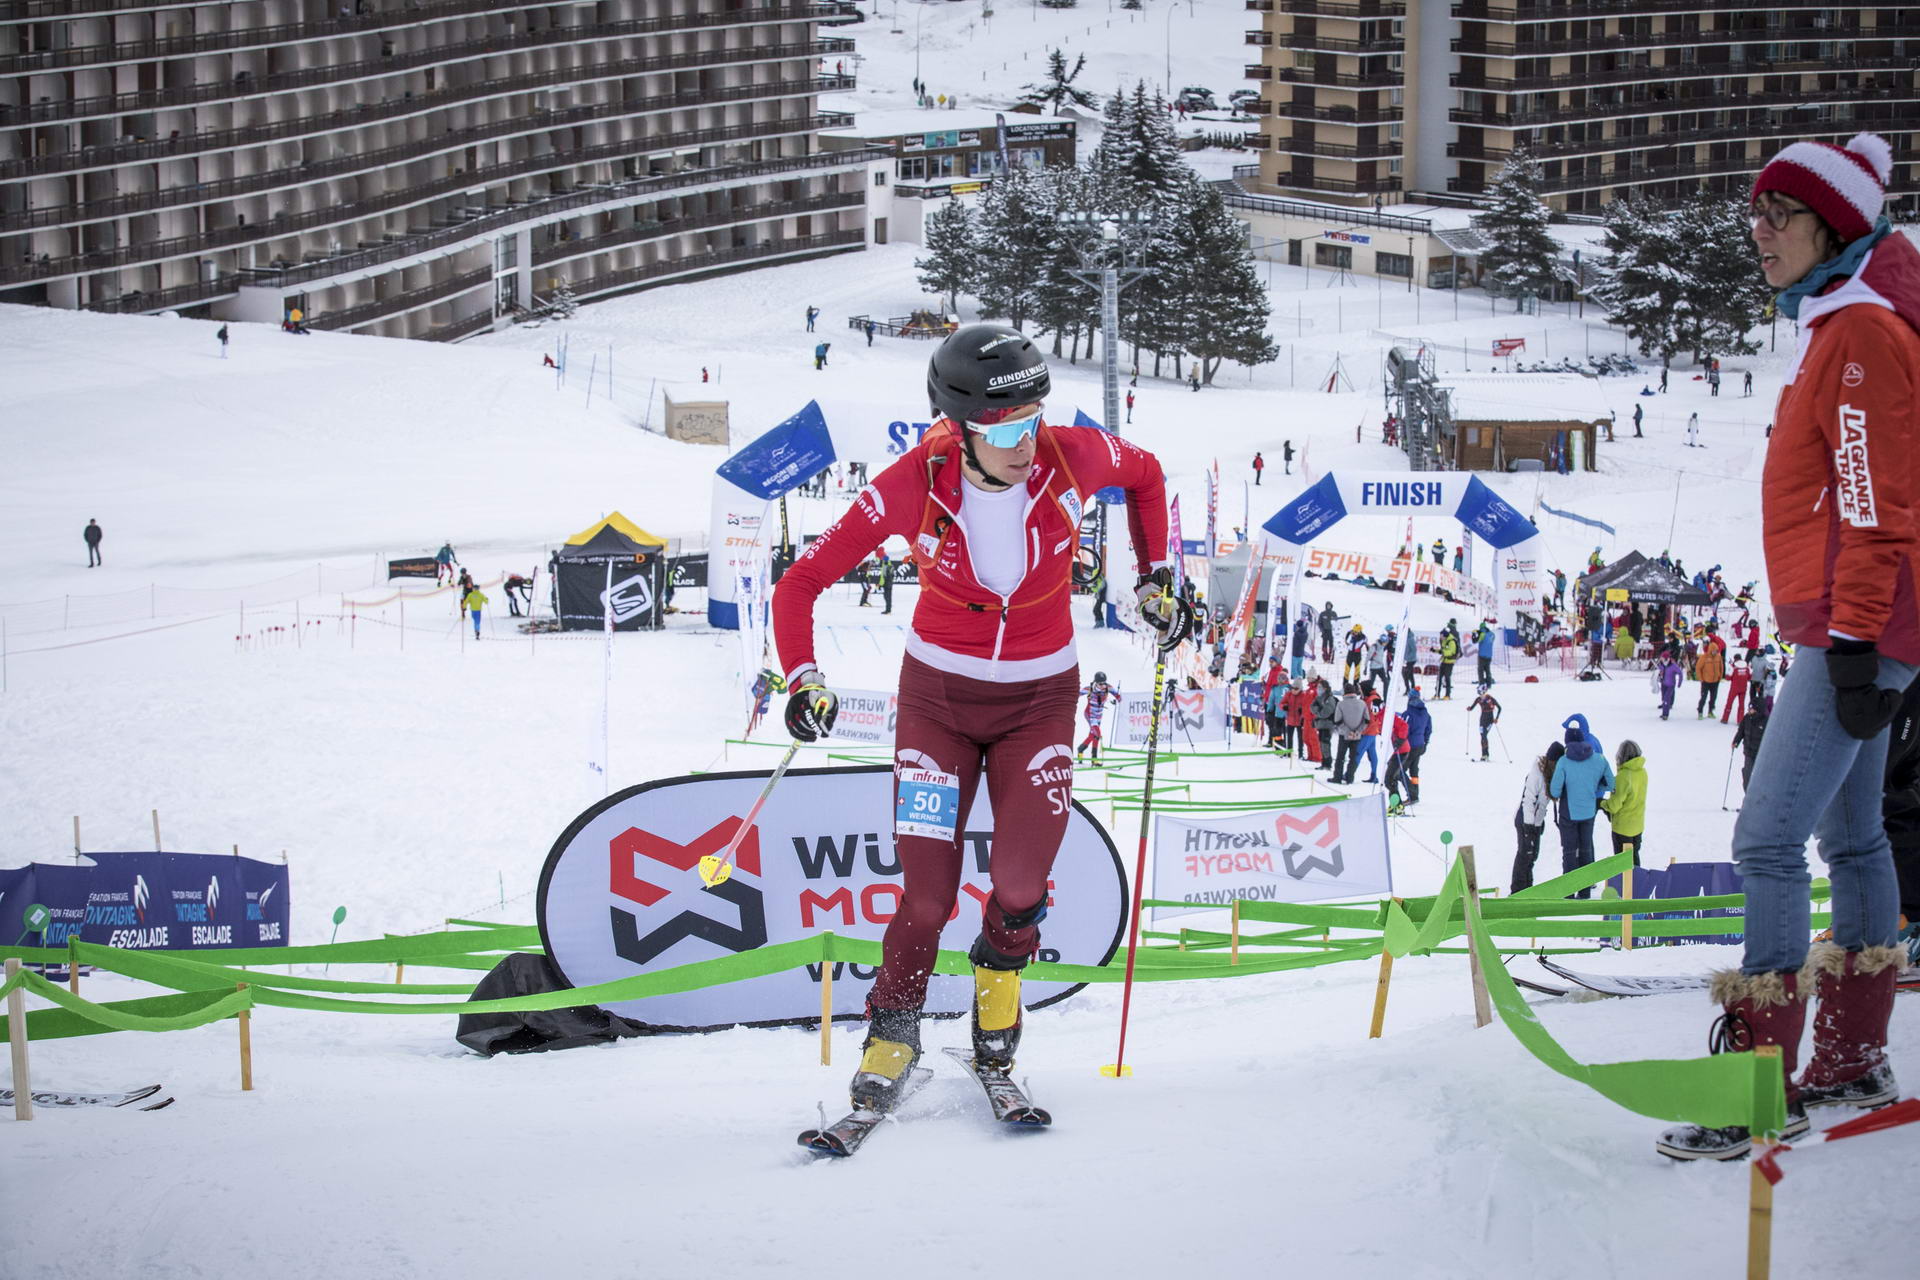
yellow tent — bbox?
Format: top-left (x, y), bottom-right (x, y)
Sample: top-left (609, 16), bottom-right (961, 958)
top-left (564, 511), bottom-right (667, 550)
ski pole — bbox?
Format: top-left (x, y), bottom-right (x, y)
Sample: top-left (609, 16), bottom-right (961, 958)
top-left (1720, 743), bottom-right (1737, 811)
top-left (698, 740), bottom-right (803, 888)
top-left (1106, 644), bottom-right (1171, 1079)
top-left (1493, 721), bottom-right (1514, 764)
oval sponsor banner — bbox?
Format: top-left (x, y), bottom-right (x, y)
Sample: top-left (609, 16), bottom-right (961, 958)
top-left (537, 766), bottom-right (1126, 1030)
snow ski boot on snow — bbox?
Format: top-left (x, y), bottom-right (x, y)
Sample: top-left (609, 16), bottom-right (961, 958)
top-left (1655, 969), bottom-right (1809, 1161)
top-left (850, 1004), bottom-right (922, 1113)
top-left (969, 934), bottom-right (1029, 1069)
top-left (1797, 941), bottom-right (1904, 1111)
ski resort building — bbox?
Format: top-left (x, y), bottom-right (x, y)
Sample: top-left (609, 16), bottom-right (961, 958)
top-left (0, 0), bottom-right (884, 338)
top-left (1242, 1), bottom-right (1918, 215)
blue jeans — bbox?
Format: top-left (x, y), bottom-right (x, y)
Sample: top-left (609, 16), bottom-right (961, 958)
top-left (1731, 652), bottom-right (1914, 973)
top-left (1356, 735), bottom-right (1378, 780)
top-left (1290, 654), bottom-right (1304, 678)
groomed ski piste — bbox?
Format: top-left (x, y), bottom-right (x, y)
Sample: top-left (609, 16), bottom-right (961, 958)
top-left (3, 7), bottom-right (1914, 1277)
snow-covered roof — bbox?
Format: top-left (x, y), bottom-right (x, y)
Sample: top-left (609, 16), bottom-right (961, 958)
top-left (819, 109), bottom-right (1075, 141)
top-left (1444, 373), bottom-right (1615, 423)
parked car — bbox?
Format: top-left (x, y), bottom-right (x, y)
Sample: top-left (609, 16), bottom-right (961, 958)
top-left (1228, 89), bottom-right (1260, 113)
top-left (1175, 86), bottom-right (1217, 111)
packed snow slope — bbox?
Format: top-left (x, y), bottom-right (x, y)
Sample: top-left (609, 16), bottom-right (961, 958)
top-left (1, 120), bottom-right (1911, 1280)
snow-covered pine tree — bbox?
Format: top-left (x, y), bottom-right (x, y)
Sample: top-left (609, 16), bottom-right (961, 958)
top-left (1470, 149), bottom-right (1562, 310)
top-left (1019, 49), bottom-right (1095, 114)
top-left (915, 197), bottom-right (978, 313)
top-left (972, 165), bottom-right (1054, 330)
top-left (1030, 167), bottom-right (1103, 361)
top-left (1096, 82), bottom-right (1187, 206)
top-left (1590, 195), bottom-right (1685, 361)
top-left (1677, 194), bottom-right (1770, 362)
top-left (1170, 176), bottom-right (1278, 385)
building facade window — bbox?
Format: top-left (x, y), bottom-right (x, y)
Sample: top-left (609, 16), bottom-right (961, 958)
top-left (1376, 251), bottom-right (1412, 278)
top-left (1315, 243), bottom-right (1354, 268)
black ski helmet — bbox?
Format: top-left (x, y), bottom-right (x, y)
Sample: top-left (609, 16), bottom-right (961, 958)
top-left (926, 324), bottom-right (1050, 424)
top-left (1093, 671), bottom-right (1107, 684)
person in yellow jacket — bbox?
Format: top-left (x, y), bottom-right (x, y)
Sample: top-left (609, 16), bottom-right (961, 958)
top-left (463, 586), bottom-right (488, 639)
top-left (1599, 739), bottom-right (1646, 864)
top-left (1613, 620), bottom-right (1636, 664)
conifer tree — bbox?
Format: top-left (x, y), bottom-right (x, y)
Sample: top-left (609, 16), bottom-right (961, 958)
top-left (1470, 149), bottom-right (1563, 310)
top-left (1020, 49), bottom-right (1095, 115)
top-left (915, 197), bottom-right (978, 313)
top-left (1171, 177), bottom-right (1277, 384)
top-left (1591, 195), bottom-right (1685, 361)
top-left (972, 166), bottom-right (1053, 330)
top-left (1678, 194), bottom-right (1770, 362)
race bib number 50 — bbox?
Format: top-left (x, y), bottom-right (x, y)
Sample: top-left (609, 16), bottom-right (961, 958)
top-left (896, 767), bottom-right (962, 841)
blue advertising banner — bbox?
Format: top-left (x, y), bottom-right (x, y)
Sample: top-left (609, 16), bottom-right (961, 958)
top-left (716, 400), bottom-right (836, 500)
top-left (0, 852), bottom-right (290, 953)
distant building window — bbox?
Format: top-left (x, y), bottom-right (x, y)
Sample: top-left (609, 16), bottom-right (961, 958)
top-left (1377, 251), bottom-right (1413, 278)
top-left (1315, 243), bottom-right (1353, 269)
top-left (897, 157), bottom-right (926, 179)
top-left (874, 171), bottom-right (887, 186)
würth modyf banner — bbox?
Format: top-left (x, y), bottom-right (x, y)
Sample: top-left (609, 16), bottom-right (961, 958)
top-left (1149, 796), bottom-right (1393, 922)
top-left (537, 766), bottom-right (1127, 1029)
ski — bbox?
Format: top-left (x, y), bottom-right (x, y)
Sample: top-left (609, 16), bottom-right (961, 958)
top-left (796, 1066), bottom-right (932, 1158)
top-left (0, 1084), bottom-right (172, 1110)
top-left (1540, 956), bottom-right (1920, 997)
top-left (941, 1047), bottom-right (1052, 1129)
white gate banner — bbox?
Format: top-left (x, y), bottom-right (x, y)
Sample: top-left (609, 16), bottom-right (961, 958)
top-left (539, 766), bottom-right (1127, 1029)
top-left (823, 687), bottom-right (898, 745)
top-left (1149, 795), bottom-right (1393, 922)
top-left (1109, 687), bottom-right (1232, 748)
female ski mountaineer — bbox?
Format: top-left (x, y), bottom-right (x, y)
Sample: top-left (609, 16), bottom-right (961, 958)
top-left (771, 323), bottom-right (1186, 1114)
top-left (1657, 132), bottom-right (1920, 1161)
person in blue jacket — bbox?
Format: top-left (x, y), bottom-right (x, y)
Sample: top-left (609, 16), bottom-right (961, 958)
top-left (1549, 717), bottom-right (1616, 897)
top-left (1290, 615), bottom-right (1311, 678)
top-left (1474, 619), bottom-right (1497, 687)
top-left (1560, 712), bottom-right (1603, 758)
top-left (1401, 687), bottom-right (1433, 804)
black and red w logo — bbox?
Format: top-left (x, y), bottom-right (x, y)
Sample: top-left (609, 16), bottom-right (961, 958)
top-left (608, 819), bottom-right (768, 965)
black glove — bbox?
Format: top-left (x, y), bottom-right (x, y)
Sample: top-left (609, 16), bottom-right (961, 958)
top-left (784, 670), bottom-right (839, 743)
top-left (1827, 639), bottom-right (1901, 741)
top-left (1134, 568), bottom-right (1196, 652)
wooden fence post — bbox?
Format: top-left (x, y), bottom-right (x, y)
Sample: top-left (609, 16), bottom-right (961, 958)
top-left (1621, 858), bottom-right (1636, 951)
top-left (1230, 899), bottom-right (1242, 966)
top-left (1369, 898), bottom-right (1401, 1039)
top-left (1458, 846), bottom-right (1493, 1029)
top-left (819, 950), bottom-right (833, 1067)
top-left (237, 983), bottom-right (253, 1091)
top-left (6, 958), bottom-right (30, 1120)
top-left (1747, 1044), bottom-right (1781, 1280)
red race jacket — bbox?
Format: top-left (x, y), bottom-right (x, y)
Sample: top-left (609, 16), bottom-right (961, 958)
top-left (774, 418), bottom-right (1169, 685)
top-left (1766, 231), bottom-right (1920, 660)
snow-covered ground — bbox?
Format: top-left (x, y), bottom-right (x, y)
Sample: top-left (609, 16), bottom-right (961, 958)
top-left (3, 6), bottom-right (1914, 1275)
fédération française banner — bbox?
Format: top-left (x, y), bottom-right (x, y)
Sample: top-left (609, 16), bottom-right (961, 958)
top-left (1149, 796), bottom-right (1393, 922)
top-left (0, 852), bottom-right (291, 952)
top-left (538, 766), bottom-right (1127, 1029)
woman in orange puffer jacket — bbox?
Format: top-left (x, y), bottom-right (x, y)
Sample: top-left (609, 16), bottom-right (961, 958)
top-left (1659, 133), bottom-right (1920, 1162)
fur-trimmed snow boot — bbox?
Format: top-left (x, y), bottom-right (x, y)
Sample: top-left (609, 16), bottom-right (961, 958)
top-left (1797, 940), bottom-right (1904, 1111)
top-left (1655, 969), bottom-right (1810, 1161)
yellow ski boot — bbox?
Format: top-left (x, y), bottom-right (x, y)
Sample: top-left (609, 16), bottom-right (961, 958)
top-left (849, 1005), bottom-right (921, 1113)
top-left (970, 947), bottom-right (1025, 1069)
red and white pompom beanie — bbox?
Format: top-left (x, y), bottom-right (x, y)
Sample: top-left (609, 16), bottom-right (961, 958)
top-left (1751, 133), bottom-right (1893, 243)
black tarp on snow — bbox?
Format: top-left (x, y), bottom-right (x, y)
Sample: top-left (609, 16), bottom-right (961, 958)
top-left (1576, 551), bottom-right (1713, 607)
top-left (455, 952), bottom-right (649, 1056)
top-left (552, 512), bottom-right (668, 631)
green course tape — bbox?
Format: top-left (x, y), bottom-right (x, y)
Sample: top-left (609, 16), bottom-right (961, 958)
top-left (0, 968), bottom-right (253, 1037)
top-left (1464, 883), bottom-right (1785, 1132)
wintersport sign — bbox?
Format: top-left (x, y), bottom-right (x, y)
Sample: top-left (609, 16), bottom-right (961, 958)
top-left (1149, 796), bottom-right (1393, 922)
top-left (538, 766), bottom-right (1127, 1029)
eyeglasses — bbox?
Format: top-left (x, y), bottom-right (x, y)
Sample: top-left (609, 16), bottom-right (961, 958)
top-left (1752, 203), bottom-right (1816, 232)
top-left (965, 402), bottom-right (1043, 447)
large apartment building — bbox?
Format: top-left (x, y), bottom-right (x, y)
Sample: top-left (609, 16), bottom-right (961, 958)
top-left (1245, 1), bottom-right (1918, 215)
top-left (0, 1), bottom-right (881, 339)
